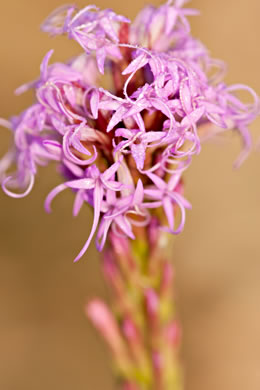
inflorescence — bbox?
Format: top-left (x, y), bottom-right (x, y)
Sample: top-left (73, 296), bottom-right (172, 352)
top-left (0, 0), bottom-right (259, 260)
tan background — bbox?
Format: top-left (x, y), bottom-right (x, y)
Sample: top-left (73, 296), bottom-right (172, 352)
top-left (0, 1), bottom-right (260, 389)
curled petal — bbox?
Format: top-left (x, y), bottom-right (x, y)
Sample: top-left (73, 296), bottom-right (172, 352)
top-left (112, 215), bottom-right (135, 240)
top-left (40, 49), bottom-right (54, 81)
top-left (226, 84), bottom-right (260, 116)
top-left (126, 208), bottom-right (151, 227)
top-left (69, 5), bottom-right (98, 28)
top-left (41, 4), bottom-right (76, 36)
top-left (168, 191), bottom-right (192, 234)
top-left (44, 182), bottom-right (68, 213)
top-left (74, 183), bottom-right (103, 262)
top-left (0, 148), bottom-right (15, 180)
top-left (2, 173), bottom-right (35, 199)
top-left (233, 125), bottom-right (252, 168)
top-left (43, 140), bottom-right (62, 160)
top-left (162, 196), bottom-right (175, 231)
top-left (63, 128), bottom-right (97, 166)
top-left (37, 82), bottom-right (84, 122)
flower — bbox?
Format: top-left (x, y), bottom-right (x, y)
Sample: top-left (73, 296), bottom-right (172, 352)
top-left (0, 1), bottom-right (259, 260)
top-left (144, 171), bottom-right (191, 234)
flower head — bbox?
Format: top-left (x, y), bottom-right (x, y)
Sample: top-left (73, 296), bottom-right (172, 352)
top-left (1, 1), bottom-right (259, 260)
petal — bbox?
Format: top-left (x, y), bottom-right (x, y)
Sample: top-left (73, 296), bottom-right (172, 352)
top-left (144, 188), bottom-right (163, 199)
top-left (126, 209), bottom-right (151, 227)
top-left (169, 191), bottom-right (192, 209)
top-left (74, 183), bottom-right (104, 261)
top-left (0, 118), bottom-right (12, 129)
top-left (96, 217), bottom-right (112, 251)
top-left (101, 159), bottom-right (122, 181)
top-left (0, 148), bottom-right (15, 180)
top-left (71, 136), bottom-right (92, 156)
top-left (90, 89), bottom-right (100, 119)
top-left (167, 173), bottom-right (181, 192)
top-left (180, 80), bottom-right (192, 113)
top-left (124, 99), bottom-right (148, 118)
top-left (115, 128), bottom-right (134, 138)
top-left (44, 182), bottom-right (67, 213)
top-left (63, 129), bottom-right (98, 166)
top-left (98, 99), bottom-right (121, 111)
top-left (149, 98), bottom-right (173, 118)
top-left (162, 196), bottom-right (174, 231)
top-left (113, 215), bottom-right (135, 239)
top-left (96, 47), bottom-right (106, 75)
top-left (226, 84), bottom-right (260, 115)
top-left (117, 157), bottom-right (135, 196)
top-left (143, 200), bottom-right (162, 209)
top-left (40, 49), bottom-right (54, 80)
top-left (73, 190), bottom-right (85, 217)
top-left (141, 131), bottom-right (165, 143)
top-left (104, 204), bottom-right (128, 219)
top-left (181, 106), bottom-right (205, 127)
top-left (15, 81), bottom-right (35, 96)
top-left (104, 180), bottom-right (123, 191)
top-left (145, 171), bottom-right (166, 190)
top-left (165, 6), bottom-right (178, 34)
top-left (42, 140), bottom-right (62, 160)
top-left (66, 178), bottom-right (95, 190)
top-left (122, 53), bottom-right (149, 75)
top-left (41, 4), bottom-right (76, 35)
top-left (69, 5), bottom-right (98, 27)
top-left (134, 113), bottom-right (145, 132)
top-left (107, 105), bottom-right (128, 132)
top-left (131, 142), bottom-right (146, 170)
top-left (63, 159), bottom-right (85, 178)
top-left (101, 17), bottom-right (119, 43)
top-left (169, 196), bottom-right (185, 234)
top-left (233, 125), bottom-right (252, 168)
top-left (133, 179), bottom-right (144, 205)
top-left (106, 189), bottom-right (117, 205)
top-left (2, 173), bottom-right (35, 199)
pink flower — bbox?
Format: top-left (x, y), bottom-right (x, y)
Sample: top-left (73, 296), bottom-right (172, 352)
top-left (0, 0), bottom-right (259, 259)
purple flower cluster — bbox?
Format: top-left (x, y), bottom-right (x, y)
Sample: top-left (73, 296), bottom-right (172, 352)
top-left (1, 1), bottom-right (259, 260)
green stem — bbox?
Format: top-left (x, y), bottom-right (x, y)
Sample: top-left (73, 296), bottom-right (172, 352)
top-left (96, 219), bottom-right (183, 390)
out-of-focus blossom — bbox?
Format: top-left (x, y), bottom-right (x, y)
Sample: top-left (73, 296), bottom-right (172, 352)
top-left (86, 299), bottom-right (131, 367)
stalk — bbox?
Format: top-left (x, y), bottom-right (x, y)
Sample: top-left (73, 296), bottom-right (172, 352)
top-left (87, 218), bottom-right (183, 390)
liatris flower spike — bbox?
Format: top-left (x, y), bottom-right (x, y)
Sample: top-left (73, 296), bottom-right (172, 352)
top-left (0, 1), bottom-right (259, 262)
top-left (1, 2), bottom-right (259, 389)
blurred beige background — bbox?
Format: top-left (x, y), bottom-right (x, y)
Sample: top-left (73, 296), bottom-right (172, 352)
top-left (0, 1), bottom-right (260, 389)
